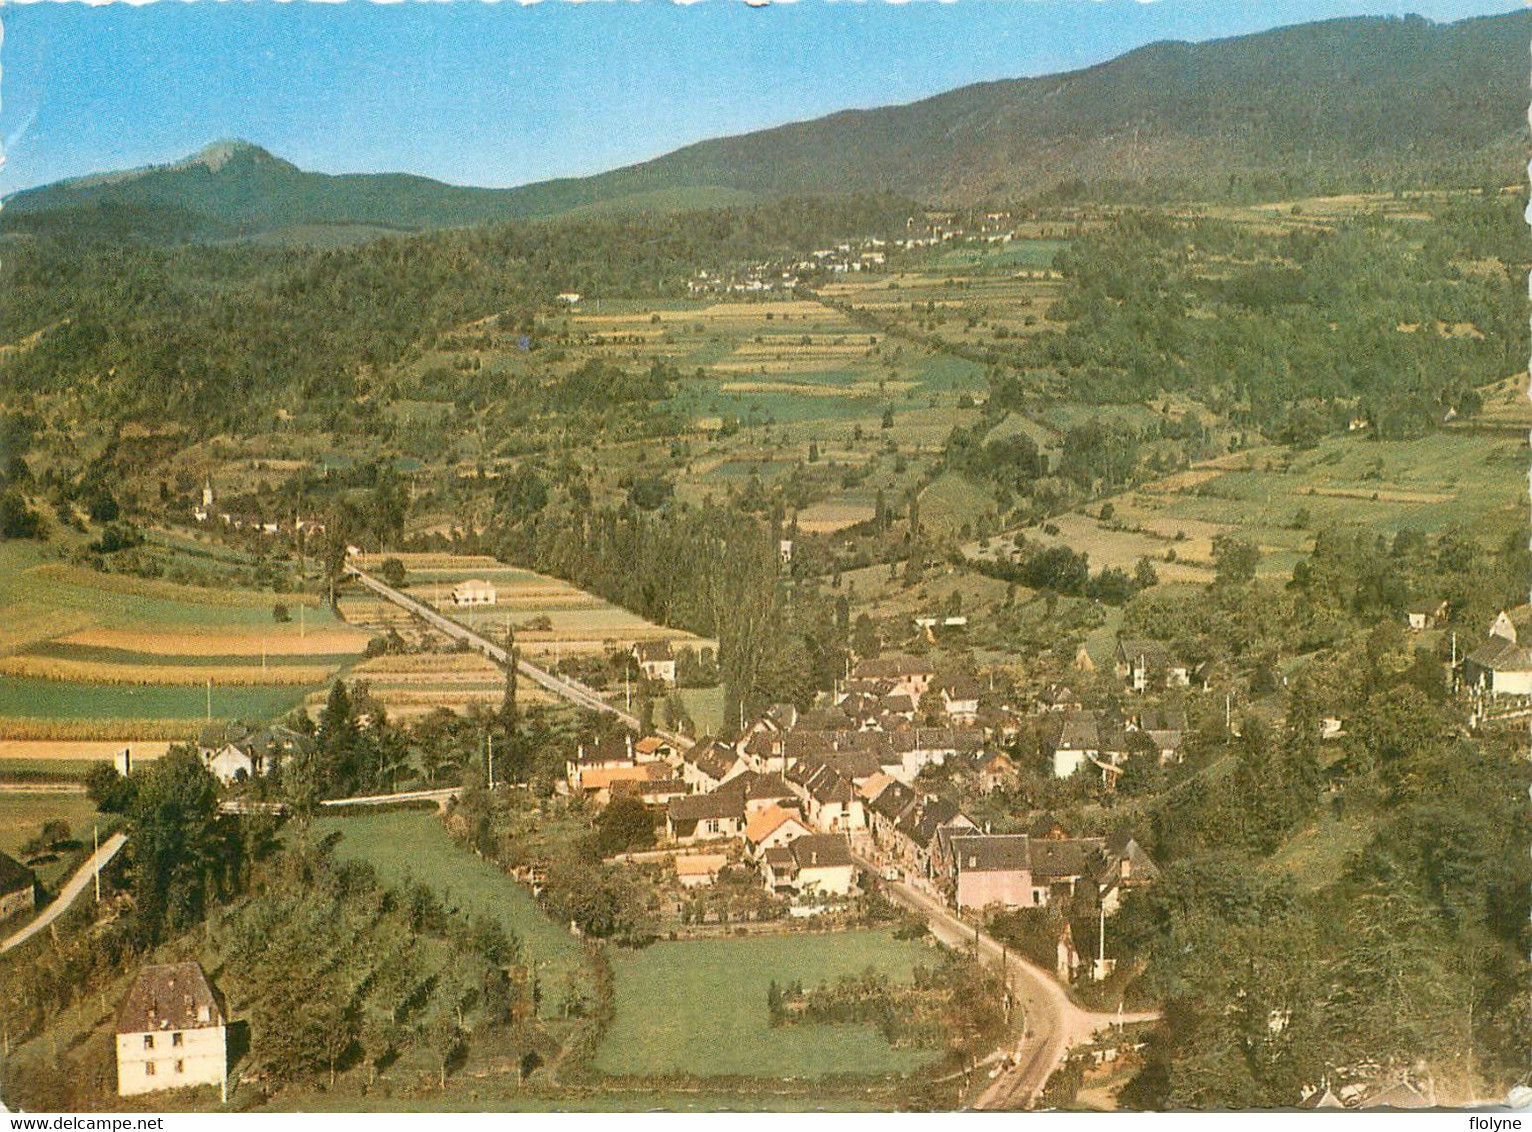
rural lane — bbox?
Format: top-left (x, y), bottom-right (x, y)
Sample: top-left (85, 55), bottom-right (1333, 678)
top-left (864, 861), bottom-right (1157, 1110)
top-left (1, 831), bottom-right (127, 955)
top-left (346, 565), bottom-right (692, 750)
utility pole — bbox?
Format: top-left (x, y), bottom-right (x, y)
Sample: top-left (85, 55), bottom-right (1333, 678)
top-left (93, 824), bottom-right (101, 903)
top-left (1098, 904), bottom-right (1107, 979)
top-left (206, 679), bottom-right (212, 722)
top-left (487, 732), bottom-right (495, 790)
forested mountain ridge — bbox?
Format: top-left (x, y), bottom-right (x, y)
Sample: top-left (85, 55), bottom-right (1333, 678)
top-left (5, 9), bottom-right (1526, 239)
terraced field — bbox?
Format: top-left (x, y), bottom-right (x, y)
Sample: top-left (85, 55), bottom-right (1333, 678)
top-left (0, 542), bottom-right (367, 764)
top-left (347, 553), bottom-right (715, 661)
top-left (969, 419), bottom-right (1525, 585)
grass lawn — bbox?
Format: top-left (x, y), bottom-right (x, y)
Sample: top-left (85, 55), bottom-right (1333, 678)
top-left (313, 810), bottom-right (582, 995)
top-left (595, 930), bottom-right (942, 1079)
top-left (677, 687), bottom-right (725, 736)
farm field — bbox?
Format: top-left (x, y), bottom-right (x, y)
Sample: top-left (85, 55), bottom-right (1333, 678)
top-left (0, 677), bottom-right (307, 726)
top-left (596, 931), bottom-right (941, 1079)
top-left (0, 542), bottom-right (367, 743)
top-left (314, 810), bottom-right (582, 996)
top-left (972, 424), bottom-right (1525, 586)
top-left (347, 553), bottom-right (716, 660)
top-left (310, 650), bottom-right (557, 720)
top-left (0, 739), bottom-right (172, 764)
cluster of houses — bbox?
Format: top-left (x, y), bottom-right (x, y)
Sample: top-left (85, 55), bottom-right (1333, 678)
top-left (567, 651), bottom-right (1161, 930)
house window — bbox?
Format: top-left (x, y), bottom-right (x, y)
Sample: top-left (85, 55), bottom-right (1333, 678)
top-left (143, 1034), bottom-right (155, 1050)
top-left (172, 1032), bottom-right (184, 1047)
top-left (145, 1062), bottom-right (156, 1077)
top-left (174, 1060), bottom-right (185, 1074)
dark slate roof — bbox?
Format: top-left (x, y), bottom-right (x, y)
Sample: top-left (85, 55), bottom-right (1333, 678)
top-left (743, 730), bottom-right (777, 758)
top-left (576, 731), bottom-right (635, 765)
top-left (719, 771), bottom-right (795, 803)
top-left (940, 675), bottom-right (986, 701)
top-left (685, 740), bottom-right (739, 782)
top-left (1465, 636), bottom-right (1532, 672)
top-left (869, 780), bottom-right (917, 822)
top-left (852, 655), bottom-right (935, 680)
top-left (1052, 710), bottom-right (1100, 750)
top-left (822, 747), bottom-right (886, 780)
top-left (790, 834), bottom-right (852, 869)
top-left (950, 834), bottom-right (1031, 873)
top-left (1136, 707), bottom-right (1187, 733)
top-left (633, 640), bottom-right (674, 662)
top-left (667, 790), bottom-right (743, 822)
top-left (897, 796), bottom-right (967, 849)
top-left (198, 722), bottom-right (251, 750)
top-left (1097, 833), bottom-right (1161, 886)
top-left (887, 727), bottom-right (983, 754)
top-left (794, 708), bottom-right (856, 732)
top-left (1030, 838), bottom-right (1102, 879)
top-left (116, 962), bottom-right (223, 1035)
top-left (805, 766), bottom-right (856, 806)
top-left (0, 850), bottom-right (34, 897)
top-left (240, 724), bottom-right (315, 761)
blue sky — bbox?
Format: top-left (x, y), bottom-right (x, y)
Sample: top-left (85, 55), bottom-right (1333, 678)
top-left (1, 0), bottom-right (1522, 194)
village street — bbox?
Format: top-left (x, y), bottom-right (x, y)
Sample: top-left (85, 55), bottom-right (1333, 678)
top-left (863, 859), bottom-right (1157, 1110)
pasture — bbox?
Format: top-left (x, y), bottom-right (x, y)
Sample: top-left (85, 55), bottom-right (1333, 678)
top-left (595, 931), bottom-right (940, 1079)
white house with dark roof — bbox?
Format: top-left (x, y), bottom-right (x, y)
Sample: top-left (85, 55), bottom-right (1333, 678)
top-left (116, 962), bottom-right (226, 1098)
top-left (632, 640), bottom-right (677, 685)
top-left (1462, 634), bottom-right (1532, 697)
top-left (762, 834), bottom-right (856, 898)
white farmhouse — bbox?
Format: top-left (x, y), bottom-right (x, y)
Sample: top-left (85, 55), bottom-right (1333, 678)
top-left (116, 962), bottom-right (227, 1099)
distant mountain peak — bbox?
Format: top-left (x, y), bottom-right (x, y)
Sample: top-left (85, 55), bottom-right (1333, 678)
top-left (173, 139), bottom-right (286, 174)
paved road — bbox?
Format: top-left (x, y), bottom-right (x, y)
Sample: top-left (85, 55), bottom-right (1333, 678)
top-left (347, 565), bottom-right (692, 749)
top-left (219, 786), bottom-right (464, 816)
top-left (1, 831), bottom-right (128, 955)
top-left (0, 782), bottom-right (86, 795)
top-left (865, 861), bottom-right (1157, 1110)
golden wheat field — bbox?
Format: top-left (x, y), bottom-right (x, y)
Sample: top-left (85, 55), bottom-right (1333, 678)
top-left (58, 626), bottom-right (370, 657)
top-left (0, 655), bottom-right (336, 687)
top-left (0, 739), bottom-right (173, 763)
